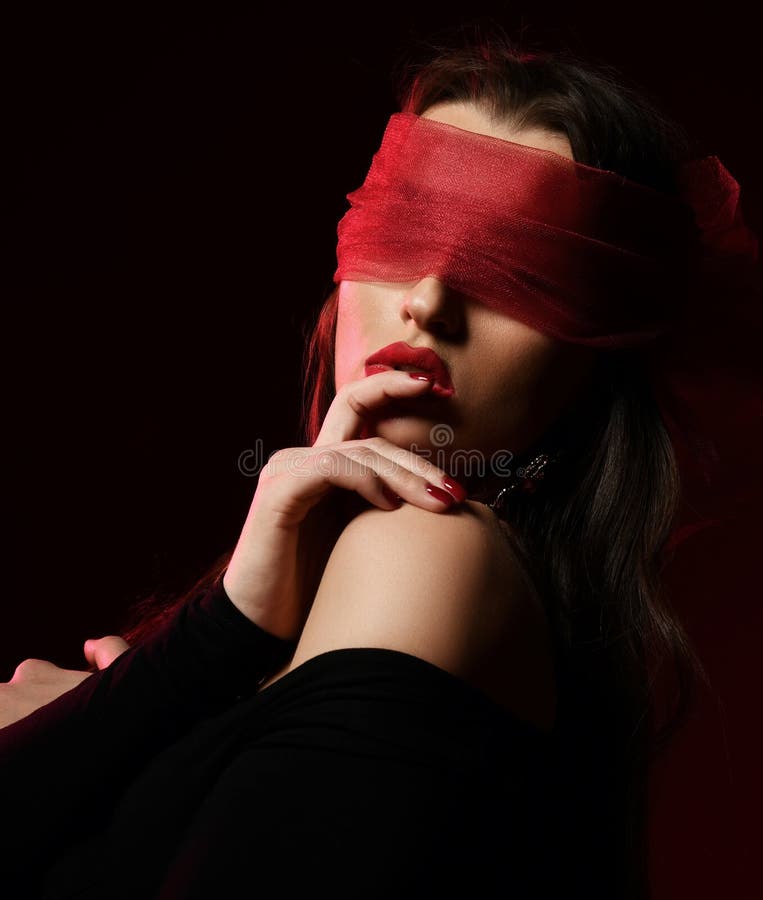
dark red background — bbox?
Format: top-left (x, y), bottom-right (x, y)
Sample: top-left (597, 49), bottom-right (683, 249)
top-left (5, 5), bottom-right (761, 897)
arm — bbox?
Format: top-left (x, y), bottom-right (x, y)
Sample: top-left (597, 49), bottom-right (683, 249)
top-left (0, 574), bottom-right (296, 876)
top-left (0, 369), bottom-right (463, 883)
top-left (150, 502), bottom-right (551, 898)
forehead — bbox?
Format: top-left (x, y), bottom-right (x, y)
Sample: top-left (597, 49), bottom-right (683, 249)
top-left (420, 100), bottom-right (574, 161)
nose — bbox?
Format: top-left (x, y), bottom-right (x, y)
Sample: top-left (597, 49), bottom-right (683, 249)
top-left (399, 276), bottom-right (464, 336)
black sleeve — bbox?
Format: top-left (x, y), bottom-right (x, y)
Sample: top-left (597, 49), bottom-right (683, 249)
top-left (0, 573), bottom-right (296, 877)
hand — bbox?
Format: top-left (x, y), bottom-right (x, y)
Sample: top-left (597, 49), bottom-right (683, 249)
top-left (223, 369), bottom-right (467, 641)
top-left (0, 635), bottom-right (131, 729)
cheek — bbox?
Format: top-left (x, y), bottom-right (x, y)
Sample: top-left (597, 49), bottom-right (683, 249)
top-left (496, 340), bottom-right (597, 442)
top-left (477, 327), bottom-right (555, 406)
top-left (464, 324), bottom-right (594, 452)
top-left (335, 282), bottom-right (398, 390)
top-left (334, 290), bottom-right (368, 389)
top-left (333, 315), bottom-right (353, 390)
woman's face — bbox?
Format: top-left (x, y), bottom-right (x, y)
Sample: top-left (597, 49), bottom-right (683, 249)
top-left (334, 100), bottom-right (598, 486)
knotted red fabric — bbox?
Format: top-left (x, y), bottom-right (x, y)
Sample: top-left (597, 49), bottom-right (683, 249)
top-left (334, 112), bottom-right (763, 551)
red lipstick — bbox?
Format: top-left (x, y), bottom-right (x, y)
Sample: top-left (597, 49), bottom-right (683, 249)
top-left (364, 341), bottom-right (455, 398)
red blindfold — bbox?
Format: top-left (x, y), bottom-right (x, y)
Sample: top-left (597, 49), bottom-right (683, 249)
top-left (336, 112), bottom-right (699, 346)
top-left (333, 112), bottom-right (763, 550)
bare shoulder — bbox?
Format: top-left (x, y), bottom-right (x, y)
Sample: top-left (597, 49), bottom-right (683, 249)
top-left (284, 499), bottom-right (557, 731)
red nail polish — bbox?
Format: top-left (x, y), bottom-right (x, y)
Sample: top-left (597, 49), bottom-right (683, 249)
top-left (425, 482), bottom-right (454, 506)
top-left (441, 476), bottom-right (467, 503)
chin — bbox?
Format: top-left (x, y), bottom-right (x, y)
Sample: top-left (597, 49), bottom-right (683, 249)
top-left (370, 415), bottom-right (451, 458)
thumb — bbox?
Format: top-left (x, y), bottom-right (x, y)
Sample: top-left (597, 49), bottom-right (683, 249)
top-left (83, 636), bottom-right (131, 670)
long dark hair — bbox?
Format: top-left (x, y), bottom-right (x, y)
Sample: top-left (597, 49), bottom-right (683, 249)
top-left (120, 22), bottom-right (710, 899)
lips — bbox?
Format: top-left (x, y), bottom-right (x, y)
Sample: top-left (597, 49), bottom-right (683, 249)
top-left (364, 341), bottom-right (455, 398)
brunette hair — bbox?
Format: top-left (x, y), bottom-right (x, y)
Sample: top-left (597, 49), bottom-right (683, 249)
top-left (120, 21), bottom-right (710, 899)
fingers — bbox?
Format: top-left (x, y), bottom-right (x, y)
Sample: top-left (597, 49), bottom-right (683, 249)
top-left (10, 658), bottom-right (75, 683)
top-left (314, 369), bottom-right (436, 446)
top-left (295, 443), bottom-right (458, 513)
top-left (10, 658), bottom-right (92, 689)
top-left (83, 636), bottom-right (131, 670)
top-left (263, 435), bottom-right (468, 524)
top-left (338, 440), bottom-right (465, 510)
top-left (2, 664), bottom-right (93, 726)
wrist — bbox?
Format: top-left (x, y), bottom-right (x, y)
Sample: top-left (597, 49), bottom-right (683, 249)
top-left (221, 568), bottom-right (302, 642)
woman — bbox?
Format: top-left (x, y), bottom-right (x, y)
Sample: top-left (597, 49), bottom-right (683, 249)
top-left (2, 25), bottom-right (760, 900)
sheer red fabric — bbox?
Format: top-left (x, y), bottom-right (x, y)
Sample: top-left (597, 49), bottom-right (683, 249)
top-left (334, 112), bottom-right (763, 551)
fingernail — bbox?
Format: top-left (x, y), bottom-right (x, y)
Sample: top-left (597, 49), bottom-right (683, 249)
top-left (408, 371), bottom-right (434, 382)
top-left (425, 482), bottom-right (454, 506)
top-left (381, 485), bottom-right (403, 507)
top-left (441, 476), bottom-right (467, 503)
